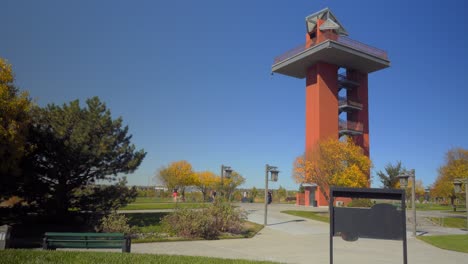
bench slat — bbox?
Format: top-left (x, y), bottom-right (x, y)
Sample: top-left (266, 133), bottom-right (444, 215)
top-left (47, 243), bottom-right (123, 249)
top-left (45, 232), bottom-right (124, 237)
top-left (48, 239), bottom-right (125, 242)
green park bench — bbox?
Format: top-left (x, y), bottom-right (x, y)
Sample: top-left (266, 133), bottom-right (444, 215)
top-left (42, 232), bottom-right (131, 252)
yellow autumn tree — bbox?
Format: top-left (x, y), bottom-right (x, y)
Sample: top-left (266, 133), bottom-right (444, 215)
top-left (0, 58), bottom-right (33, 200)
top-left (194, 171), bottom-right (219, 201)
top-left (157, 160), bottom-right (197, 200)
top-left (431, 148), bottom-right (468, 206)
top-left (292, 138), bottom-right (371, 201)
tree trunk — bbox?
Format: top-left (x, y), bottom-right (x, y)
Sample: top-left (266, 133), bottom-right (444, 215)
top-left (451, 196), bottom-right (456, 212)
top-left (55, 180), bottom-right (70, 217)
top-left (202, 190), bottom-right (207, 202)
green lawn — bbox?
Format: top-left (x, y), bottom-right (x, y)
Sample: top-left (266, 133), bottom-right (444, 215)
top-left (281, 210), bottom-right (329, 223)
top-left (121, 202), bottom-right (207, 210)
top-left (132, 197), bottom-right (173, 203)
top-left (429, 217), bottom-right (467, 229)
top-left (0, 249), bottom-right (279, 264)
top-left (415, 203), bottom-right (459, 211)
top-left (417, 235), bottom-right (468, 253)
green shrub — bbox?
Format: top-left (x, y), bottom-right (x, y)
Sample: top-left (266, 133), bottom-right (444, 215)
top-left (97, 211), bottom-right (132, 234)
top-left (161, 201), bottom-right (246, 239)
top-left (347, 199), bottom-right (373, 208)
top-left (208, 200), bottom-right (246, 234)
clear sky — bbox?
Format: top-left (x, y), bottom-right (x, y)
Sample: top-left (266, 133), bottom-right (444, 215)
top-left (2, 0), bottom-right (468, 190)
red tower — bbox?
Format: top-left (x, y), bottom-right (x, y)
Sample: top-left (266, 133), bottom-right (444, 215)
top-left (272, 8), bottom-right (390, 206)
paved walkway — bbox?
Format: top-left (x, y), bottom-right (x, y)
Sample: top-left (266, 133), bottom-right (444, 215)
top-left (131, 203), bottom-right (468, 264)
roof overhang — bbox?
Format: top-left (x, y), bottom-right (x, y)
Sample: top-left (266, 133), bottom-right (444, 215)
top-left (305, 8), bottom-right (348, 36)
top-left (271, 40), bottom-right (390, 79)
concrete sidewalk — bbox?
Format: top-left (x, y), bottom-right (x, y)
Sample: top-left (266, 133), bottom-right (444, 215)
top-left (132, 203), bottom-right (468, 264)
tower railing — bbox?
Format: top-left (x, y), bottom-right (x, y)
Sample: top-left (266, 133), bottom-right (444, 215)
top-left (338, 96), bottom-right (363, 109)
top-left (273, 35), bottom-right (388, 65)
top-left (337, 36), bottom-right (388, 60)
top-left (339, 119), bottom-right (363, 132)
top-left (273, 40), bottom-right (316, 64)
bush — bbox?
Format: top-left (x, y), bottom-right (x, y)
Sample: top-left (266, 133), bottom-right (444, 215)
top-left (347, 199), bottom-right (373, 208)
top-left (97, 211), bottom-right (132, 234)
top-left (208, 200), bottom-right (246, 234)
top-left (161, 201), bottom-right (246, 239)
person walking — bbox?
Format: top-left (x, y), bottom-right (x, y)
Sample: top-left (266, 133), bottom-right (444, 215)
top-left (212, 190), bottom-right (217, 202)
top-left (172, 189), bottom-right (178, 202)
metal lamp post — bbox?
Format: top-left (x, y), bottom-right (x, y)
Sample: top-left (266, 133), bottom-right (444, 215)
top-left (264, 164), bottom-right (279, 226)
top-left (453, 178), bottom-right (468, 231)
top-left (220, 165), bottom-right (233, 199)
top-left (398, 169), bottom-right (416, 236)
top-left (424, 188), bottom-right (431, 202)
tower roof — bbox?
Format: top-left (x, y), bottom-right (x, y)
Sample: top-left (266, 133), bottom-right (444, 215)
top-left (305, 8), bottom-right (348, 36)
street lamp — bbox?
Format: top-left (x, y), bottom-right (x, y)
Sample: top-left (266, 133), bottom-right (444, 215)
top-left (398, 169), bottom-right (416, 237)
top-left (220, 165), bottom-right (233, 199)
top-left (264, 164), bottom-right (279, 226)
top-left (453, 178), bottom-right (468, 231)
top-left (424, 188), bottom-right (431, 202)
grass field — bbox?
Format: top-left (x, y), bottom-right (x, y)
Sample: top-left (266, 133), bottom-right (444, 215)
top-left (120, 197), bottom-right (209, 210)
top-left (281, 211), bottom-right (329, 223)
top-left (429, 217), bottom-right (467, 229)
top-left (417, 235), bottom-right (468, 253)
top-left (414, 203), bottom-right (461, 211)
top-left (0, 249), bottom-right (279, 264)
top-left (121, 202), bottom-right (206, 210)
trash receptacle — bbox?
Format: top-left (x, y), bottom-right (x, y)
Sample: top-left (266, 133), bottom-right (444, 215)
top-left (0, 225), bottom-right (11, 250)
top-left (313, 200), bottom-right (317, 207)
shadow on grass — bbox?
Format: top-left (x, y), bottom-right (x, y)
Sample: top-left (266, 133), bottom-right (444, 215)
top-left (0, 207), bottom-right (97, 248)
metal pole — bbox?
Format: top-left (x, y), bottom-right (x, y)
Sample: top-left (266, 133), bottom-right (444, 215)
top-left (264, 164), bottom-right (269, 226)
top-left (402, 192), bottom-right (408, 264)
top-left (465, 181), bottom-right (468, 231)
top-left (411, 169), bottom-right (416, 237)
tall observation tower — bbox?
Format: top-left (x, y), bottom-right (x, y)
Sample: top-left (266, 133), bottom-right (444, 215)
top-left (272, 8), bottom-right (390, 206)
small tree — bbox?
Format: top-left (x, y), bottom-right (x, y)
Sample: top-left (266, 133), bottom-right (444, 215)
top-left (157, 160), bottom-right (197, 200)
top-left (377, 161), bottom-right (405, 189)
top-left (224, 171), bottom-right (246, 201)
top-left (194, 171), bottom-right (219, 201)
top-left (251, 187), bottom-right (259, 201)
top-left (292, 138), bottom-right (371, 202)
top-left (277, 186), bottom-right (287, 202)
top-left (21, 97), bottom-right (145, 215)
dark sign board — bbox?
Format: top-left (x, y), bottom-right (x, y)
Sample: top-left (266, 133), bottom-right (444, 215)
top-left (329, 187), bottom-right (407, 264)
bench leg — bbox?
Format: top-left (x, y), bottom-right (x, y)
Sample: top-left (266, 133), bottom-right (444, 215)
top-left (122, 237), bottom-right (131, 253)
top-left (42, 238), bottom-right (48, 250)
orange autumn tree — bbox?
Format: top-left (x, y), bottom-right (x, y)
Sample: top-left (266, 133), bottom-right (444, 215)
top-left (292, 138), bottom-right (371, 201)
top-left (431, 148), bottom-right (468, 206)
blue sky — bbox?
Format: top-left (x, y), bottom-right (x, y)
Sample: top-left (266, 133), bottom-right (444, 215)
top-left (2, 0), bottom-right (468, 190)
